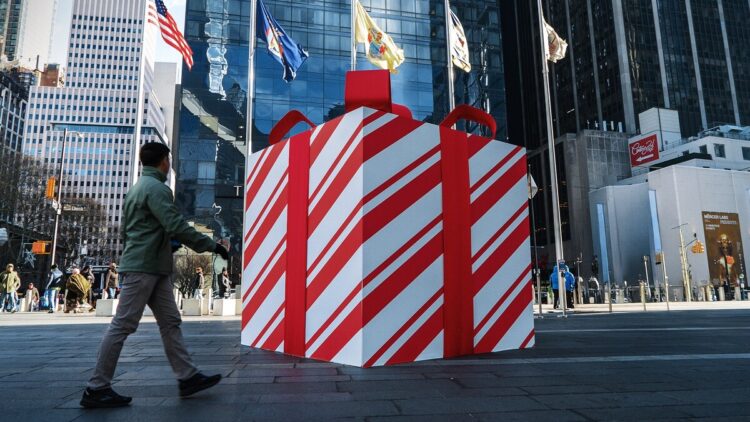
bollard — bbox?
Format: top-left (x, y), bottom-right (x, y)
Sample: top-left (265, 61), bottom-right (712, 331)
top-left (640, 282), bottom-right (646, 311)
top-left (718, 287), bottom-right (726, 301)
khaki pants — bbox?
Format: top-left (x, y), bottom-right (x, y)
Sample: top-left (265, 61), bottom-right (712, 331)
top-left (88, 272), bottom-right (198, 390)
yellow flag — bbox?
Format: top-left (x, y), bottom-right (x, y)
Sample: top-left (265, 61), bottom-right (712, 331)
top-left (354, 0), bottom-right (405, 73)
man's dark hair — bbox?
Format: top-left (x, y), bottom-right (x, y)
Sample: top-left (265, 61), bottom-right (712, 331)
top-left (140, 142), bottom-right (171, 167)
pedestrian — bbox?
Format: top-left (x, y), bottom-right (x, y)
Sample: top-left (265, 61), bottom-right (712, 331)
top-left (105, 263), bottom-right (119, 299)
top-left (25, 282), bottom-right (40, 312)
top-left (193, 267), bottom-right (205, 299)
top-left (81, 142), bottom-right (228, 408)
top-left (0, 264), bottom-right (20, 313)
top-left (65, 268), bottom-right (91, 313)
top-left (221, 268), bottom-right (231, 298)
top-left (44, 264), bottom-right (64, 313)
top-left (565, 266), bottom-right (576, 309)
top-left (550, 265), bottom-right (560, 309)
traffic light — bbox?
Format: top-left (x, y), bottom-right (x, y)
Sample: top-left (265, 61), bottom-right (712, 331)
top-left (691, 240), bottom-right (705, 254)
top-left (31, 241), bottom-right (50, 255)
top-left (45, 177), bottom-right (56, 199)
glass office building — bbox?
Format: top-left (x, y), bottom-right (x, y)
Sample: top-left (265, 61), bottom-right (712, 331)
top-left (176, 0), bottom-right (508, 272)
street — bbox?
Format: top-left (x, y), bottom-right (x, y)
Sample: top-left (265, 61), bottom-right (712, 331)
top-left (1, 308), bottom-right (749, 421)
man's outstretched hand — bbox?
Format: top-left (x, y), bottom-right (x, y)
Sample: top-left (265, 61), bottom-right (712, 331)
top-left (214, 243), bottom-right (229, 260)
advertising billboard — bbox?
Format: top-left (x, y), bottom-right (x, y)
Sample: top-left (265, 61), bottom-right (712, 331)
top-left (702, 212), bottom-right (747, 288)
top-left (629, 134), bottom-right (660, 167)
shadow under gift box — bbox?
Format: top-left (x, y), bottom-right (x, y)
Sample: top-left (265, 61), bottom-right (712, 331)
top-left (242, 70), bottom-right (534, 367)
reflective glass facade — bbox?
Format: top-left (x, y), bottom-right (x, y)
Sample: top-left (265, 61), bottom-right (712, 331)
top-left (176, 0), bottom-right (508, 270)
top-left (538, 0), bottom-right (750, 138)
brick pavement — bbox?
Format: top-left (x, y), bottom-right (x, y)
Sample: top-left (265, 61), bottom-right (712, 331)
top-left (1, 310), bottom-right (749, 421)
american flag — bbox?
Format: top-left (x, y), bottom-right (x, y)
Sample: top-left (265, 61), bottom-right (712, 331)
top-left (147, 0), bottom-right (194, 69)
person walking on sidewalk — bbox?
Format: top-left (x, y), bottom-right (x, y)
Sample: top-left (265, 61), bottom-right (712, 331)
top-left (104, 263), bottom-right (119, 299)
top-left (0, 264), bottom-right (20, 313)
top-left (81, 142), bottom-right (229, 408)
top-left (25, 282), bottom-right (40, 312)
top-left (44, 264), bottom-right (63, 313)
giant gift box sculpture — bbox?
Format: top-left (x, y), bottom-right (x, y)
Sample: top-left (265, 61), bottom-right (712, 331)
top-left (242, 70), bottom-right (534, 367)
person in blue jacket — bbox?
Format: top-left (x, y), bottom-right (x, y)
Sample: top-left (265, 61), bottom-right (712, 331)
top-left (550, 264), bottom-right (576, 309)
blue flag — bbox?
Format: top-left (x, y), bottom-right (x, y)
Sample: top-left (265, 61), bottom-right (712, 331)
top-left (257, 0), bottom-right (308, 82)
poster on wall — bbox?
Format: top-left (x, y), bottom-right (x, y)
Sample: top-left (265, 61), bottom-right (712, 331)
top-left (702, 212), bottom-right (747, 288)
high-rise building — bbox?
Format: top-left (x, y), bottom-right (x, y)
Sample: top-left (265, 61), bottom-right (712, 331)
top-left (0, 68), bottom-right (27, 153)
top-left (22, 0), bottom-right (169, 264)
top-left (540, 0), bottom-right (750, 140)
top-left (0, 0), bottom-right (23, 61)
top-left (16, 0), bottom-right (58, 69)
top-left (175, 0), bottom-right (508, 271)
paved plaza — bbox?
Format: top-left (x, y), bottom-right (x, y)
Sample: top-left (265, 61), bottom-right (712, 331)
top-left (1, 307), bottom-right (750, 421)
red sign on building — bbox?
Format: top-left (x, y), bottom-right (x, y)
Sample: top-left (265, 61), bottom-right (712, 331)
top-left (629, 134), bottom-right (660, 166)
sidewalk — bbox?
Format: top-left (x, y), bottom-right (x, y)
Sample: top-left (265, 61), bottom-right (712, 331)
top-left (535, 299), bottom-right (750, 315)
top-left (0, 311), bottom-right (240, 326)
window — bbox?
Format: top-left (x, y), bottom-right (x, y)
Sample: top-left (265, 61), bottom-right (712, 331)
top-left (743, 147), bottom-right (750, 161)
top-left (714, 144), bottom-right (725, 158)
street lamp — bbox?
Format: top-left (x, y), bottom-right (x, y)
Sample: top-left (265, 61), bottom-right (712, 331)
top-left (49, 128), bottom-right (83, 267)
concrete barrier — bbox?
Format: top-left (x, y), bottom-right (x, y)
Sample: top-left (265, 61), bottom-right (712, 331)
top-left (96, 299), bottom-right (119, 316)
top-left (213, 299), bottom-right (236, 316)
top-left (183, 299), bottom-right (202, 316)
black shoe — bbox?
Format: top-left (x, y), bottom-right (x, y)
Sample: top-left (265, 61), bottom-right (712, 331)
top-left (80, 387), bottom-right (132, 408)
top-left (179, 373), bottom-right (222, 397)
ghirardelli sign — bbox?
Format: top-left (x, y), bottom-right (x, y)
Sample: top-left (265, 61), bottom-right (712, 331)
top-left (629, 134), bottom-right (659, 166)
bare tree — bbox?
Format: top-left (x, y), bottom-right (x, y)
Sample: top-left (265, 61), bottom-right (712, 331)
top-left (173, 252), bottom-right (212, 299)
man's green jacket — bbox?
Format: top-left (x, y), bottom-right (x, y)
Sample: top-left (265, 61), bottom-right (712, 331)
top-left (119, 166), bottom-right (215, 275)
top-left (0, 271), bottom-right (20, 293)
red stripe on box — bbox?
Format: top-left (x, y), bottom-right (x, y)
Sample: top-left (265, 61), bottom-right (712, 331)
top-left (471, 203), bottom-right (527, 264)
top-left (469, 146), bottom-right (522, 194)
top-left (262, 322), bottom-right (285, 351)
top-left (473, 264), bottom-right (531, 336)
top-left (473, 217), bottom-right (530, 294)
top-left (467, 134), bottom-right (493, 157)
top-left (310, 233), bottom-right (443, 361)
top-left (245, 143), bottom-right (285, 199)
top-left (243, 252), bottom-right (286, 323)
top-left (520, 328), bottom-right (535, 349)
top-left (251, 302), bottom-right (284, 348)
top-left (309, 115), bottom-right (344, 165)
top-left (474, 280), bottom-right (533, 353)
top-left (243, 186), bottom-right (288, 268)
top-left (243, 235), bottom-right (286, 302)
top-left (245, 147), bottom-right (268, 187)
top-left (244, 169), bottom-right (288, 243)
top-left (384, 306), bottom-right (443, 365)
top-left (470, 157), bottom-right (526, 225)
top-left (306, 163), bottom-right (441, 308)
top-left (364, 287), bottom-right (443, 367)
top-left (305, 216), bottom-right (441, 351)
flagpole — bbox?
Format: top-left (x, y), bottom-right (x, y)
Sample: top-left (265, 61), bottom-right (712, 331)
top-left (244, 0), bottom-right (258, 282)
top-left (351, 0), bottom-right (357, 70)
top-left (536, 0), bottom-right (567, 317)
top-left (444, 0), bottom-right (455, 113)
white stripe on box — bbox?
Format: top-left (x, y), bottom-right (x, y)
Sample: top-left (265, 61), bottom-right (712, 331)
top-left (362, 186), bottom-right (442, 288)
top-left (468, 140), bottom-right (519, 187)
top-left (472, 205), bottom-right (528, 272)
top-left (493, 301), bottom-right (534, 352)
top-left (362, 123), bottom-right (438, 198)
top-left (363, 221), bottom-right (442, 297)
top-left (307, 166), bottom-right (364, 281)
top-left (469, 148), bottom-right (525, 202)
top-left (362, 259), bottom-right (443, 363)
top-left (305, 246), bottom-right (364, 340)
top-left (244, 270), bottom-right (286, 343)
top-left (474, 266), bottom-right (531, 343)
top-left (471, 178), bottom-right (528, 259)
top-left (362, 152), bottom-right (441, 214)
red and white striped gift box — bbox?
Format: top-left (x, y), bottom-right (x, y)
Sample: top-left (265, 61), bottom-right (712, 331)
top-left (242, 73), bottom-right (533, 367)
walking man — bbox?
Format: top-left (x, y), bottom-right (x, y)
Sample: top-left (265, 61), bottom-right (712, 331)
top-left (0, 264), bottom-right (20, 313)
top-left (81, 143), bottom-right (229, 408)
top-left (44, 264), bottom-right (63, 313)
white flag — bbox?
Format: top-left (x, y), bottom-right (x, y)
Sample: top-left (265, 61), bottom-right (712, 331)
top-left (544, 19), bottom-right (568, 63)
top-left (449, 10), bottom-right (471, 73)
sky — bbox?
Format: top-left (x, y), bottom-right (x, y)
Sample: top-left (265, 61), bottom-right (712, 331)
top-left (50, 0), bottom-right (187, 66)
